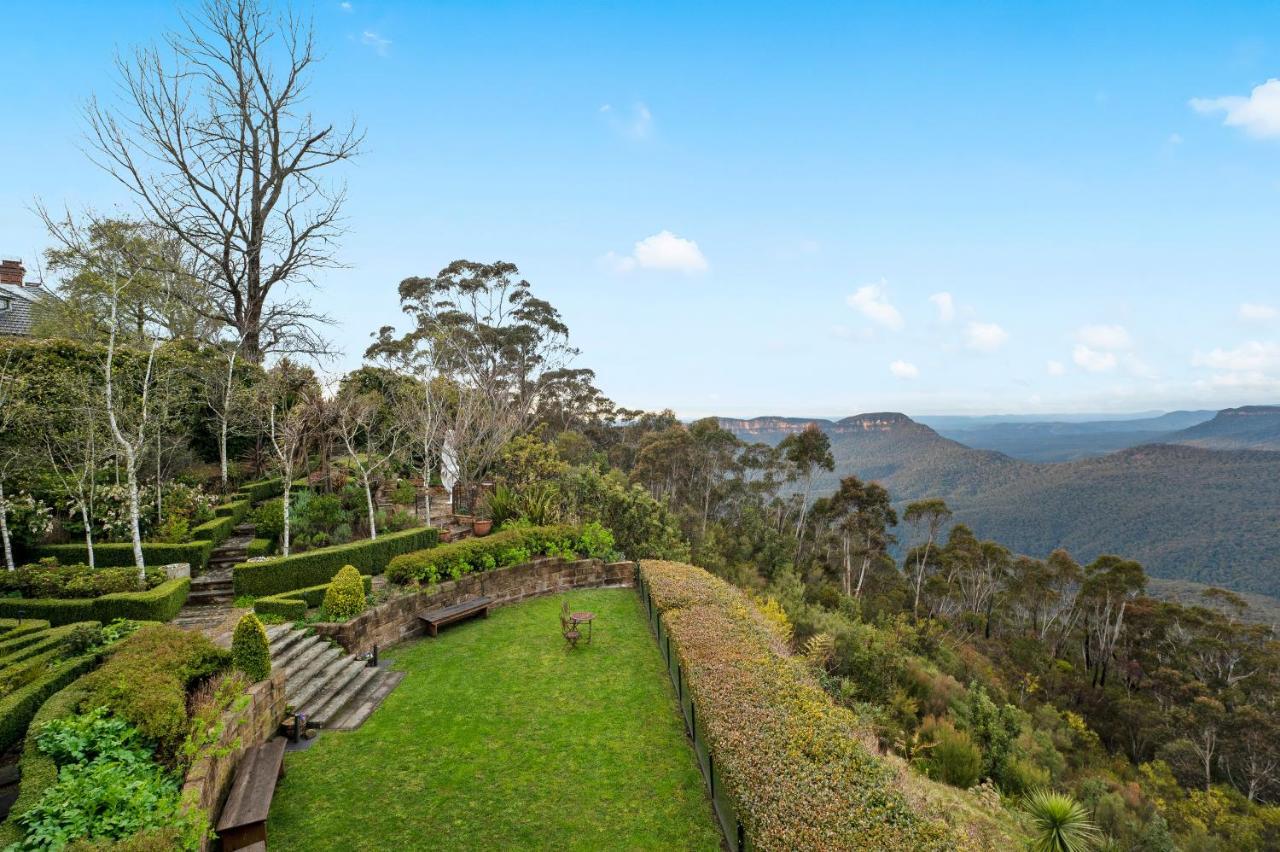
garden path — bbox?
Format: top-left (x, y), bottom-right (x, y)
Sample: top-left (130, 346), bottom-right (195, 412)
top-left (173, 524), bottom-right (253, 646)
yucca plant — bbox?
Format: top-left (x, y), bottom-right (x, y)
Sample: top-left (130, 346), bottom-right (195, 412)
top-left (516, 482), bottom-right (561, 525)
top-left (1024, 789), bottom-right (1101, 852)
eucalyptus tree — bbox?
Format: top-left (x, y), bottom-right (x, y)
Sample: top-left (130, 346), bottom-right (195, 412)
top-left (778, 424), bottom-right (834, 542)
top-left (903, 498), bottom-right (953, 619)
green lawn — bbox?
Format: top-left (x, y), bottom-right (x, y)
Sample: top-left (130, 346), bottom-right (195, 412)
top-left (266, 588), bottom-right (720, 851)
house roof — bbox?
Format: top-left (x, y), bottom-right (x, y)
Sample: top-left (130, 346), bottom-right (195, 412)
top-left (0, 283), bottom-right (42, 337)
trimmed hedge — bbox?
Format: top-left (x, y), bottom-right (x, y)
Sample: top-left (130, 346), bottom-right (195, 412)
top-left (231, 614), bottom-right (272, 682)
top-left (385, 524), bottom-right (591, 586)
top-left (238, 477), bottom-right (285, 503)
top-left (27, 540), bottom-right (215, 572)
top-left (253, 575), bottom-right (373, 621)
top-left (0, 651), bottom-right (102, 753)
top-left (214, 498), bottom-right (252, 524)
top-left (0, 620), bottom-right (52, 649)
top-left (233, 526), bottom-right (439, 597)
top-left (638, 560), bottom-right (956, 851)
top-left (0, 578), bottom-right (191, 626)
top-left (247, 538), bottom-right (274, 558)
top-left (0, 622), bottom-right (99, 669)
top-left (190, 514), bottom-right (235, 547)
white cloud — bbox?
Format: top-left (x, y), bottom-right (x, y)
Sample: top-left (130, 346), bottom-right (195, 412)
top-left (1239, 302), bottom-right (1278, 321)
top-left (600, 102), bottom-right (652, 139)
top-left (605, 230), bottom-right (708, 274)
top-left (1190, 79), bottom-right (1280, 139)
top-left (1074, 344), bottom-right (1118, 372)
top-left (929, 291), bottom-right (955, 323)
top-left (965, 321), bottom-right (1008, 352)
top-left (1192, 340), bottom-right (1280, 372)
top-left (1167, 132), bottom-right (1183, 145)
top-left (361, 30), bottom-right (391, 55)
top-left (845, 281), bottom-right (904, 331)
top-left (1046, 360), bottom-right (1066, 376)
top-left (889, 360), bottom-right (919, 379)
top-left (339, 1), bottom-right (352, 10)
top-left (1077, 324), bottom-right (1132, 350)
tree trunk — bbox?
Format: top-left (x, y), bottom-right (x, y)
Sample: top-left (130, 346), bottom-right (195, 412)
top-left (281, 485), bottom-right (292, 557)
top-left (855, 555), bottom-right (870, 598)
top-left (364, 476), bottom-right (378, 540)
top-left (219, 416), bottom-right (230, 488)
top-left (81, 501), bottom-right (95, 570)
top-left (124, 448), bottom-right (145, 578)
top-left (0, 482), bottom-right (13, 572)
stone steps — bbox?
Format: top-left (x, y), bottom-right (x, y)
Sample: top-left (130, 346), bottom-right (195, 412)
top-left (267, 626), bottom-right (400, 730)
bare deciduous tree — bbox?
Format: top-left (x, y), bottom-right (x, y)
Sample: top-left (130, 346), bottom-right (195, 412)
top-left (44, 384), bottom-right (107, 570)
top-left (332, 387), bottom-right (404, 540)
top-left (85, 0), bottom-right (360, 362)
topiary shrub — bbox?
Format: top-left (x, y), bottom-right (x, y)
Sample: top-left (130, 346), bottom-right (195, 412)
top-left (230, 613), bottom-right (271, 683)
top-left (321, 566), bottom-right (366, 622)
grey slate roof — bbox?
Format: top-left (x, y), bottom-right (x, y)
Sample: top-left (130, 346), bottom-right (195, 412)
top-left (0, 284), bottom-right (39, 337)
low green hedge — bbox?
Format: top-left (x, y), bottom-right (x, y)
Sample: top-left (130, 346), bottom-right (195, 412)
top-left (27, 541), bottom-right (215, 572)
top-left (385, 524), bottom-right (609, 585)
top-left (214, 498), bottom-right (252, 524)
top-left (254, 575), bottom-right (373, 621)
top-left (0, 622), bottom-right (99, 670)
top-left (233, 526), bottom-right (439, 597)
top-left (247, 538), bottom-right (273, 558)
top-left (0, 679), bottom-right (92, 847)
top-left (0, 578), bottom-right (191, 627)
top-left (0, 651), bottom-right (103, 753)
top-left (0, 619), bottom-right (51, 644)
top-left (637, 560), bottom-right (956, 850)
top-left (190, 515), bottom-right (235, 547)
top-left (238, 477), bottom-right (285, 503)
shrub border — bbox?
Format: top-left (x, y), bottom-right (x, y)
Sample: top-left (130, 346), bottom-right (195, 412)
top-left (233, 526), bottom-right (439, 597)
top-left (0, 578), bottom-right (191, 627)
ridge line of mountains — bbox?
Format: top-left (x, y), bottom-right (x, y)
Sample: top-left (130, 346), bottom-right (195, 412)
top-left (717, 405), bottom-right (1280, 599)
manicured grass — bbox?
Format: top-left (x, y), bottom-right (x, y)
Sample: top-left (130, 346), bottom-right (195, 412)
top-left (266, 589), bottom-right (720, 851)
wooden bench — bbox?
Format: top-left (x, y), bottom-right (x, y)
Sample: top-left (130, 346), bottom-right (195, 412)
top-left (216, 737), bottom-right (286, 851)
top-left (419, 596), bottom-right (493, 637)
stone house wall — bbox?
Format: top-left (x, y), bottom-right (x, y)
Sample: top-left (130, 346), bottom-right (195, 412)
top-left (313, 557), bottom-right (636, 656)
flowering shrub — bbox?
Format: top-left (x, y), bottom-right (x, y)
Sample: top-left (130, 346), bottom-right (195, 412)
top-left (0, 493), bottom-right (54, 550)
top-left (59, 482), bottom-right (219, 544)
top-left (639, 560), bottom-right (957, 850)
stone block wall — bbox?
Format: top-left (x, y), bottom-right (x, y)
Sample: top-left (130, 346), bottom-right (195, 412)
top-left (181, 668), bottom-right (287, 851)
top-left (313, 557), bottom-right (636, 656)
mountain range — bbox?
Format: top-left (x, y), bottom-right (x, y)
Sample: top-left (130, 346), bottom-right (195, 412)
top-left (719, 406), bottom-right (1280, 599)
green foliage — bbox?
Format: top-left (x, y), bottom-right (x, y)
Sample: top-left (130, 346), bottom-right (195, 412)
top-left (0, 562), bottom-right (163, 599)
top-left (14, 708), bottom-right (193, 851)
top-left (481, 485), bottom-right (520, 528)
top-left (238, 478), bottom-right (285, 504)
top-left (1023, 789), bottom-right (1102, 852)
top-left (965, 682), bottom-right (1022, 785)
top-left (76, 625), bottom-right (230, 761)
top-left (917, 716), bottom-right (982, 789)
top-left (253, 574), bottom-right (372, 621)
top-left (187, 515), bottom-right (233, 547)
top-left (246, 537), bottom-right (273, 558)
top-left (232, 526), bottom-right (438, 597)
top-left (0, 653), bottom-right (103, 753)
top-left (230, 614), bottom-right (271, 682)
top-left (0, 578), bottom-right (190, 627)
top-left (25, 541), bottom-right (214, 572)
top-left (212, 498), bottom-right (251, 524)
top-left (576, 521), bottom-right (616, 560)
top-left (385, 524), bottom-right (596, 585)
top-left (321, 566), bottom-right (367, 621)
top-left (253, 498), bottom-right (285, 542)
top-left (558, 467), bottom-right (688, 561)
top-left (639, 560), bottom-right (957, 850)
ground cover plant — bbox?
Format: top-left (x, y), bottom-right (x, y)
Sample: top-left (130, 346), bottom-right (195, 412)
top-left (266, 589), bottom-right (720, 851)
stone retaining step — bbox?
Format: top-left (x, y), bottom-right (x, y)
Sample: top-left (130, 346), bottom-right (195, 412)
top-left (267, 626), bottom-right (401, 730)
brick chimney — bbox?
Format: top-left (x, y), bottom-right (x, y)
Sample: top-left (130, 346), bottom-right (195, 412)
top-left (0, 259), bottom-right (24, 286)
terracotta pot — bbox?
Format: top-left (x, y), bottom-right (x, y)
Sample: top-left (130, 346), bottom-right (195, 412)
top-left (472, 519), bottom-right (493, 536)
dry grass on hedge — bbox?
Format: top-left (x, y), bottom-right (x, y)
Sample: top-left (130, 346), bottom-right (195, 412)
top-left (640, 560), bottom-right (961, 851)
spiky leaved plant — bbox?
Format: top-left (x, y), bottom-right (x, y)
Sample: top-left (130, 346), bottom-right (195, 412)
top-left (1024, 789), bottom-right (1101, 852)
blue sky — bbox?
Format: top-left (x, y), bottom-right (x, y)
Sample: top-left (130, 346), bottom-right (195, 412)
top-left (3, 1), bottom-right (1280, 417)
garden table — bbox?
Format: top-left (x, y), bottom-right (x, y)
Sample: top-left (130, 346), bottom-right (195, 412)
top-left (570, 611), bottom-right (595, 644)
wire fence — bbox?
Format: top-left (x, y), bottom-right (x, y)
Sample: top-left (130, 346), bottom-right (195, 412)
top-left (635, 569), bottom-right (749, 852)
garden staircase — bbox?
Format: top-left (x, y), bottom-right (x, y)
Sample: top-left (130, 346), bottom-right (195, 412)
top-left (265, 624), bottom-right (403, 731)
top-left (186, 523), bottom-right (255, 607)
